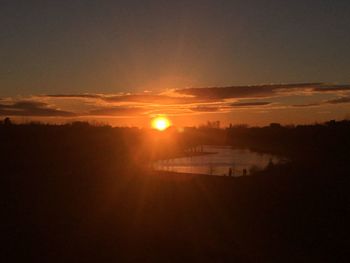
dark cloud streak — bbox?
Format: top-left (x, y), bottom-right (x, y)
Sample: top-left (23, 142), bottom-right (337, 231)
top-left (326, 96), bottom-right (350, 104)
top-left (0, 101), bottom-right (75, 117)
top-left (292, 96), bottom-right (350, 107)
top-left (103, 94), bottom-right (211, 104)
top-left (44, 94), bottom-right (102, 99)
top-left (176, 83), bottom-right (350, 100)
top-left (88, 106), bottom-right (146, 116)
top-left (230, 101), bottom-right (272, 107)
top-left (190, 106), bottom-right (220, 112)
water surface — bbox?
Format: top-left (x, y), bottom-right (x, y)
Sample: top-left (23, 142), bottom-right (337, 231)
top-left (154, 145), bottom-right (281, 176)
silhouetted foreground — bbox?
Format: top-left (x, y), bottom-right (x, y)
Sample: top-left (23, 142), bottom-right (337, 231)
top-left (1, 121), bottom-right (349, 262)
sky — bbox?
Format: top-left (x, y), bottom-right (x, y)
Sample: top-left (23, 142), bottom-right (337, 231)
top-left (1, 0), bottom-right (350, 127)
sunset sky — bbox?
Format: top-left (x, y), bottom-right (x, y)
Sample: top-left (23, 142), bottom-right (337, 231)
top-left (1, 1), bottom-right (350, 127)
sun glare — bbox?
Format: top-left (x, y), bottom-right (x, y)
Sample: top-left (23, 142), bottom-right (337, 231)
top-left (152, 116), bottom-right (171, 131)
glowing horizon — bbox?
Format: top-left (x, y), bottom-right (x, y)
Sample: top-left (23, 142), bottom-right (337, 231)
top-left (1, 83), bottom-right (350, 127)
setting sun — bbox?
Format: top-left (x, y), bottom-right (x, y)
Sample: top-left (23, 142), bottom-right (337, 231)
top-left (152, 116), bottom-right (171, 131)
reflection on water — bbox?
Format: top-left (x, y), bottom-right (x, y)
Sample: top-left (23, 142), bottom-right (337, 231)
top-left (153, 145), bottom-right (282, 176)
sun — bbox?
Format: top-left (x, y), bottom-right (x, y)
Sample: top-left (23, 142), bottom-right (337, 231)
top-left (151, 116), bottom-right (171, 131)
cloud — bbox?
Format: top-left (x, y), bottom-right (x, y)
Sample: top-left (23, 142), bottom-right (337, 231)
top-left (0, 100), bottom-right (75, 117)
top-left (88, 106), bottom-right (147, 116)
top-left (292, 96), bottom-right (350, 107)
top-left (312, 85), bottom-right (350, 92)
top-left (41, 83), bottom-right (350, 106)
top-left (176, 83), bottom-right (350, 100)
top-left (3, 82), bottom-right (350, 119)
top-left (103, 94), bottom-right (209, 104)
top-left (292, 103), bottom-right (321, 108)
top-left (326, 96), bottom-right (350, 104)
top-left (190, 106), bottom-right (221, 112)
top-left (230, 101), bottom-right (272, 107)
top-left (44, 93), bottom-right (211, 105)
top-left (44, 94), bottom-right (102, 99)
top-left (189, 101), bottom-right (273, 112)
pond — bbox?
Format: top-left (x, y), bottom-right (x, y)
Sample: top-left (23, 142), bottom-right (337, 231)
top-left (153, 145), bottom-right (282, 176)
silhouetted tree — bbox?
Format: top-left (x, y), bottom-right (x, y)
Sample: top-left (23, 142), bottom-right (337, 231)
top-left (266, 158), bottom-right (274, 170)
top-left (4, 117), bottom-right (12, 126)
